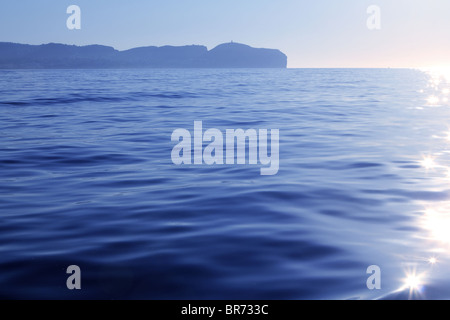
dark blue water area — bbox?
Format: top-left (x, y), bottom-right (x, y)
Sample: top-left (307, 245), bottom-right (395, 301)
top-left (1, 68), bottom-right (450, 299)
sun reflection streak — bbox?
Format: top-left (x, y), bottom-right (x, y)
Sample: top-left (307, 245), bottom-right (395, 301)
top-left (399, 69), bottom-right (450, 300)
top-left (376, 68), bottom-right (450, 300)
top-left (423, 67), bottom-right (450, 84)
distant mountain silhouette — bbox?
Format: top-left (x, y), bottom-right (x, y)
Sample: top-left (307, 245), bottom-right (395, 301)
top-left (205, 42), bottom-right (287, 68)
top-left (0, 42), bottom-right (287, 69)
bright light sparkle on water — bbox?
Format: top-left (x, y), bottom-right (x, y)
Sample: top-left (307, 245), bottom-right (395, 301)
top-left (404, 274), bottom-right (422, 290)
top-left (427, 96), bottom-right (440, 105)
top-left (421, 156), bottom-right (436, 170)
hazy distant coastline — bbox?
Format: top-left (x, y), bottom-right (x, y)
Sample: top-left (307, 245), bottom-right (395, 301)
top-left (0, 42), bottom-right (287, 69)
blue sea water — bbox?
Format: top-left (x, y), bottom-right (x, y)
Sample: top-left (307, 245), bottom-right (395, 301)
top-left (1, 68), bottom-right (450, 299)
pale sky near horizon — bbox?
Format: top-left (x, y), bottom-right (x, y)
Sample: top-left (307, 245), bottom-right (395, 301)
top-left (1, 0), bottom-right (449, 68)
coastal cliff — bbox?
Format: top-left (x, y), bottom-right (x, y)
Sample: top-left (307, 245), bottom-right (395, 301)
top-left (0, 42), bottom-right (287, 69)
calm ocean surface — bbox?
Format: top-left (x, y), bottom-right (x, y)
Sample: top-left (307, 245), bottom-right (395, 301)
top-left (1, 68), bottom-right (450, 299)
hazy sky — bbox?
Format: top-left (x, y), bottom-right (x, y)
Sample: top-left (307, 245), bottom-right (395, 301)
top-left (1, 0), bottom-right (449, 68)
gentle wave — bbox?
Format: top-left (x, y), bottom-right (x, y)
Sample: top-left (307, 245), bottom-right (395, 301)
top-left (1, 68), bottom-right (450, 299)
